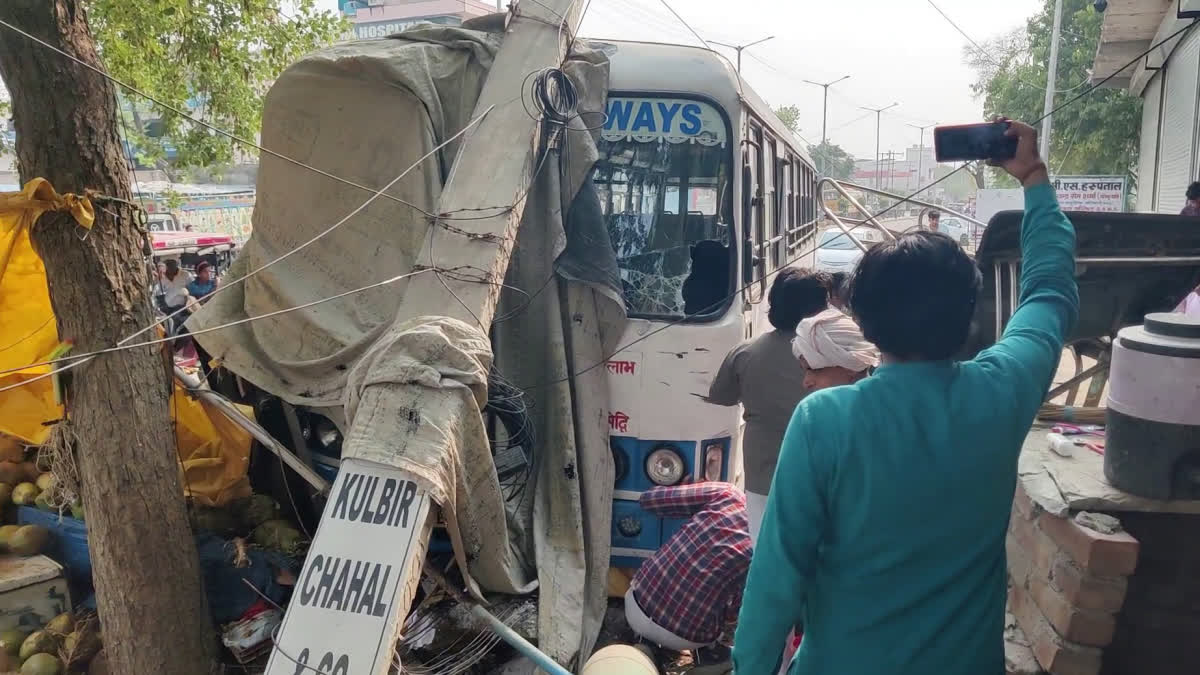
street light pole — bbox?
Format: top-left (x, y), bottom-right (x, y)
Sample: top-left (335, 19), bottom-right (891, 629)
top-left (710, 35), bottom-right (774, 73)
top-left (1040, 0), bottom-right (1064, 161)
top-left (802, 75), bottom-right (851, 174)
top-left (861, 102), bottom-right (898, 189)
top-left (908, 122), bottom-right (937, 191)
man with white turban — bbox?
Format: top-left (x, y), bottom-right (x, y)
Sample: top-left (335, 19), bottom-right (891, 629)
top-left (791, 309), bottom-right (879, 391)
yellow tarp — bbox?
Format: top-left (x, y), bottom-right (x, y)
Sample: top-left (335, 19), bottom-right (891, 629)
top-left (0, 179), bottom-right (251, 506)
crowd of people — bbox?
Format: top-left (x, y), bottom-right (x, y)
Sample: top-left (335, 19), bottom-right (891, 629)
top-left (621, 120), bottom-right (1083, 674)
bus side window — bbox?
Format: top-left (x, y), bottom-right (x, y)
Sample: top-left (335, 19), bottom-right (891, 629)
top-left (775, 156), bottom-right (788, 269)
top-left (741, 159), bottom-right (755, 286)
top-left (743, 124), bottom-right (765, 294)
top-left (762, 134), bottom-right (776, 282)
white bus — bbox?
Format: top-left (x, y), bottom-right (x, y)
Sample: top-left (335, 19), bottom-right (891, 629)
top-left (593, 40), bottom-right (822, 566)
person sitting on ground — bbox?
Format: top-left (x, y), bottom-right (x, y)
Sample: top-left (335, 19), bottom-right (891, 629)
top-left (156, 259), bottom-right (194, 337)
top-left (706, 267), bottom-right (829, 544)
top-left (187, 261), bottom-right (218, 304)
top-left (733, 119), bottom-right (1079, 675)
top-left (625, 481), bottom-right (749, 669)
top-left (1181, 181), bottom-right (1200, 216)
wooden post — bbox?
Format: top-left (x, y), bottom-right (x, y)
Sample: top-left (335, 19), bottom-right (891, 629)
top-left (403, 0), bottom-right (586, 328)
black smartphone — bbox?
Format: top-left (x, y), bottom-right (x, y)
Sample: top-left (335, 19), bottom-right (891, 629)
top-left (933, 122), bottom-right (1018, 163)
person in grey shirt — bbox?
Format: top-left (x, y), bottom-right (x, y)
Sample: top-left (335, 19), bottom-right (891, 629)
top-left (706, 267), bottom-right (830, 544)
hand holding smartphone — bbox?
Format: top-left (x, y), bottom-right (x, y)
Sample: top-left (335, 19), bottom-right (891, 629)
top-left (933, 121), bottom-right (1018, 163)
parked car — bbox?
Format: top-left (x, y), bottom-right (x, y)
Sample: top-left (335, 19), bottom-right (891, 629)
top-left (813, 226), bottom-right (886, 274)
top-left (938, 216), bottom-right (973, 248)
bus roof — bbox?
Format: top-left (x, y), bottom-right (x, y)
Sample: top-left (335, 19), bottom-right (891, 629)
top-left (595, 39), bottom-right (816, 168)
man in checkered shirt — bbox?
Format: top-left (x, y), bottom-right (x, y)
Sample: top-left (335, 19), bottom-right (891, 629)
top-left (624, 482), bottom-right (751, 661)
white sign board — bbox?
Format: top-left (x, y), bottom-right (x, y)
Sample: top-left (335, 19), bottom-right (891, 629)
top-left (975, 176), bottom-right (1128, 225)
top-left (601, 97), bottom-right (728, 147)
top-left (265, 459), bottom-right (430, 675)
top-left (975, 188), bottom-right (1025, 225)
top-left (1051, 175), bottom-right (1127, 212)
top-left (339, 16), bottom-right (460, 41)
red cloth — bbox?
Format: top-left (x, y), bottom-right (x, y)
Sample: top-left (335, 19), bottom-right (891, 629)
top-left (631, 483), bottom-right (752, 644)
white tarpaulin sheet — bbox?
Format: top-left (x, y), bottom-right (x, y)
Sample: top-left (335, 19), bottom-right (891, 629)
top-left (190, 23), bottom-right (619, 668)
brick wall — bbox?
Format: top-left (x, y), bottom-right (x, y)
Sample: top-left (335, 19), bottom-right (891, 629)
top-left (1007, 485), bottom-right (1139, 675)
top-left (1097, 512), bottom-right (1200, 675)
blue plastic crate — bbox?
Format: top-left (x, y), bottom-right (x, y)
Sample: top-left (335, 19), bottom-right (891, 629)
top-left (16, 506), bottom-right (91, 585)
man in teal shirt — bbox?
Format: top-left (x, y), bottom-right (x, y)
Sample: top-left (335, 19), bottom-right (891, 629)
top-left (733, 120), bottom-right (1079, 674)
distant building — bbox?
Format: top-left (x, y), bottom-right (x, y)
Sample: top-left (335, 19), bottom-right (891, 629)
top-left (851, 145), bottom-right (936, 194)
top-left (338, 0), bottom-right (496, 41)
top-left (1092, 0), bottom-right (1200, 213)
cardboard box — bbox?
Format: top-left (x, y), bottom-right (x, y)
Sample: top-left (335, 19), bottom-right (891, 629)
top-left (0, 554), bottom-right (72, 633)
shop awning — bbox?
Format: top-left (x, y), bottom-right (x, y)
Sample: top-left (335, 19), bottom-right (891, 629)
top-left (1091, 0), bottom-right (1172, 90)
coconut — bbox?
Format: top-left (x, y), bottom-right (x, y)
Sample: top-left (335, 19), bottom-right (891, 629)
top-left (0, 482), bottom-right (12, 508)
top-left (20, 652), bottom-right (62, 675)
top-left (235, 494), bottom-right (282, 530)
top-left (43, 614), bottom-right (74, 638)
top-left (251, 519), bottom-right (305, 554)
top-left (0, 524), bottom-right (20, 552)
top-left (34, 474), bottom-right (55, 493)
top-left (19, 462), bottom-right (40, 483)
top-left (9, 525), bottom-right (51, 557)
top-left (18, 632), bottom-right (57, 663)
top-left (0, 437), bottom-right (23, 464)
top-left (0, 628), bottom-right (28, 657)
top-left (0, 462), bottom-right (23, 486)
top-left (59, 628), bottom-right (100, 670)
top-left (33, 492), bottom-right (55, 513)
top-left (11, 482), bottom-right (39, 506)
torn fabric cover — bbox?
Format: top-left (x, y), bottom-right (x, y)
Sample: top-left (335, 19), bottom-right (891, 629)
top-left (189, 25), bottom-right (622, 666)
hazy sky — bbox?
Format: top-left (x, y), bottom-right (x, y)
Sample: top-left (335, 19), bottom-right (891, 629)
top-left (321, 0), bottom-right (1044, 160)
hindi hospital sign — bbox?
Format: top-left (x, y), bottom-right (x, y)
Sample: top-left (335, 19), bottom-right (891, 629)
top-left (1051, 175), bottom-right (1127, 212)
top-left (341, 16), bottom-right (461, 41)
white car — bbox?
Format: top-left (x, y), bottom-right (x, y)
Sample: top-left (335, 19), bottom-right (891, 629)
top-left (813, 227), bottom-right (885, 274)
top-left (937, 216), bottom-right (973, 248)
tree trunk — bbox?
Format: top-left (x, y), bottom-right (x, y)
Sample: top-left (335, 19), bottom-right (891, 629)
top-left (969, 163), bottom-right (987, 190)
top-left (0, 2), bottom-right (216, 673)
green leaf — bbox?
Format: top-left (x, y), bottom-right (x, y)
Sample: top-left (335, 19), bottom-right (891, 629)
top-left (84, 0), bottom-right (349, 170)
top-left (964, 0), bottom-right (1141, 190)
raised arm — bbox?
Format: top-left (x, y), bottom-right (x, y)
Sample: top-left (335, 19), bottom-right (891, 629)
top-left (976, 120), bottom-right (1079, 395)
top-left (733, 399), bottom-right (827, 674)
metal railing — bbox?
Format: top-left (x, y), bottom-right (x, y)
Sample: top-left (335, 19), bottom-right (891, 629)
top-left (816, 178), bottom-right (987, 254)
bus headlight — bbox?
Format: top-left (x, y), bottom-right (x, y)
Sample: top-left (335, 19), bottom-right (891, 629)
top-left (645, 445), bottom-right (685, 486)
top-left (703, 443), bottom-right (724, 481)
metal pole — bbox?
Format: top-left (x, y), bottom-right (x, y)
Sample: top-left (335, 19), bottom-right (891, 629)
top-left (802, 76), bottom-right (849, 175)
top-left (908, 122), bottom-right (936, 192)
top-left (1041, 0), bottom-right (1064, 161)
top-left (875, 113), bottom-right (881, 189)
top-left (711, 35), bottom-right (774, 74)
top-left (174, 366), bottom-right (330, 493)
top-left (861, 102), bottom-right (898, 190)
top-left (820, 87), bottom-right (828, 171)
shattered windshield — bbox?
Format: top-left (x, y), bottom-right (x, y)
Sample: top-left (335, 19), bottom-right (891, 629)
top-left (593, 97), bottom-right (733, 318)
